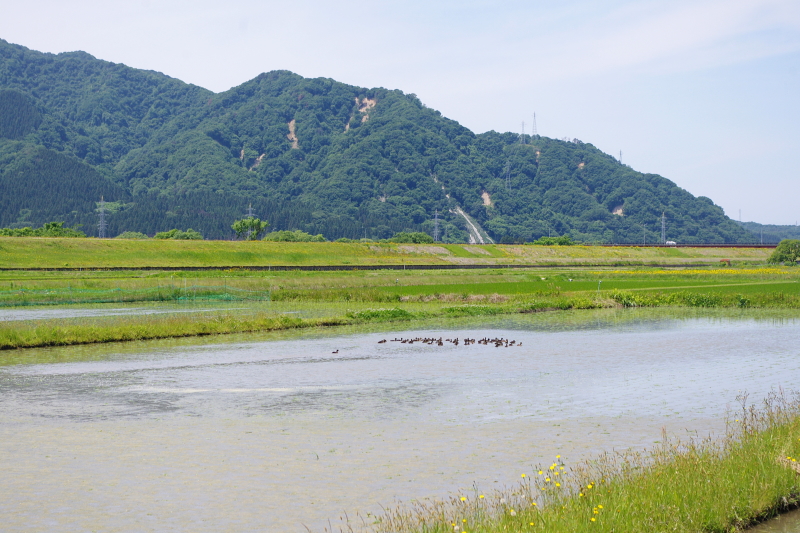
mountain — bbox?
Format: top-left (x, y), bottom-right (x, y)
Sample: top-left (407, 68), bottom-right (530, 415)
top-left (737, 222), bottom-right (800, 244)
top-left (0, 38), bottom-right (755, 243)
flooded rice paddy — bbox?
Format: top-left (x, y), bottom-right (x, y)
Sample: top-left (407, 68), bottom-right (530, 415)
top-left (1, 308), bottom-right (799, 531)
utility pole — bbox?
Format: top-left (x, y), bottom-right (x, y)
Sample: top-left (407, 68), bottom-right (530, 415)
top-left (433, 210), bottom-right (440, 242)
top-left (97, 196), bottom-right (107, 239)
top-left (619, 150), bottom-right (622, 164)
top-left (661, 212), bottom-right (666, 244)
top-left (520, 121), bottom-right (525, 144)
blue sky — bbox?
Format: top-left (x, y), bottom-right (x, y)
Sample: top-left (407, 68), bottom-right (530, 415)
top-left (1, 0), bottom-right (798, 224)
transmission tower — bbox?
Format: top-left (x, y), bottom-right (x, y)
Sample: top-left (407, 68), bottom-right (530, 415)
top-left (661, 212), bottom-right (666, 244)
top-left (619, 150), bottom-right (623, 164)
top-left (244, 203), bottom-right (258, 239)
top-left (97, 196), bottom-right (107, 239)
top-left (433, 210), bottom-right (440, 242)
top-left (531, 113), bottom-right (538, 137)
top-left (504, 160), bottom-right (511, 190)
top-left (520, 121), bottom-right (525, 144)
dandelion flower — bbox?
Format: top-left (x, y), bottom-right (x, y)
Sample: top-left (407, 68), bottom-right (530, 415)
top-left (479, 495), bottom-right (484, 499)
top-left (556, 455), bottom-right (561, 458)
top-left (545, 477), bottom-right (551, 482)
top-left (521, 473), bottom-right (526, 478)
top-left (598, 505), bottom-right (603, 509)
top-left (591, 517), bottom-right (596, 522)
top-left (556, 482), bottom-right (561, 487)
top-left (460, 496), bottom-right (467, 502)
top-left (538, 470), bottom-right (543, 475)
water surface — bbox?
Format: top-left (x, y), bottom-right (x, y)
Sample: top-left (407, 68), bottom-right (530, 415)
top-left (1, 308), bottom-right (798, 531)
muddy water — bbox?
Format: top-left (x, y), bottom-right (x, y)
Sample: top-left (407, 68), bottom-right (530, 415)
top-left (749, 509), bottom-right (800, 532)
top-left (1, 309), bottom-right (799, 532)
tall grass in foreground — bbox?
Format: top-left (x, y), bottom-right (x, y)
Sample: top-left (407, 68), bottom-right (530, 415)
top-left (337, 391), bottom-right (800, 533)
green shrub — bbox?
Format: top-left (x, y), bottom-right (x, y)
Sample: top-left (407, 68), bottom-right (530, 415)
top-left (386, 231), bottom-right (434, 244)
top-left (153, 228), bottom-right (203, 240)
top-left (0, 221), bottom-right (85, 238)
top-left (262, 230), bottom-right (326, 242)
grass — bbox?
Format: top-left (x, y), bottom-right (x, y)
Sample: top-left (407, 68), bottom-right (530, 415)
top-left (0, 265), bottom-right (796, 349)
top-left (0, 237), bottom-right (774, 269)
top-left (347, 391), bottom-right (800, 533)
top-left (0, 294), bottom-right (602, 350)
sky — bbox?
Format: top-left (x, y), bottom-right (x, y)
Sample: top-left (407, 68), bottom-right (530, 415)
top-left (1, 0), bottom-right (798, 225)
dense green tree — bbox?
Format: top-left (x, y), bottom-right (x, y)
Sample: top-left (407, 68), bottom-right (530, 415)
top-left (768, 240), bottom-right (800, 264)
top-left (387, 231), bottom-right (434, 244)
top-left (232, 217), bottom-right (269, 240)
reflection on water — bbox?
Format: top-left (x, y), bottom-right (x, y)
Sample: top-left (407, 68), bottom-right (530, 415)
top-left (0, 308), bottom-right (799, 531)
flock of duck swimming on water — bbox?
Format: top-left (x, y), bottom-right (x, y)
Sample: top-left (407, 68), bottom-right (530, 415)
top-left (331, 337), bottom-right (522, 352)
top-left (376, 336), bottom-right (521, 347)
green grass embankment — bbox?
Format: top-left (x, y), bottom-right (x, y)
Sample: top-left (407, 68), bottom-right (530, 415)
top-left (0, 237), bottom-right (773, 269)
top-left (0, 296), bottom-right (605, 350)
top-left (0, 265), bottom-right (797, 350)
top-left (370, 393), bottom-right (800, 533)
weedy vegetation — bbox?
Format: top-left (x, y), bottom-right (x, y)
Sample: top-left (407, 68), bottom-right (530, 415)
top-left (329, 391), bottom-right (800, 533)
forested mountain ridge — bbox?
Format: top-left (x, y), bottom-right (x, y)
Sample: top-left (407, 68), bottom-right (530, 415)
top-left (0, 38), bottom-right (754, 243)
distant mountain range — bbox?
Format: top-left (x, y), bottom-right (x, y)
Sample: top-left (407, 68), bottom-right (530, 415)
top-left (0, 38), bottom-right (757, 243)
top-left (737, 222), bottom-right (800, 244)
